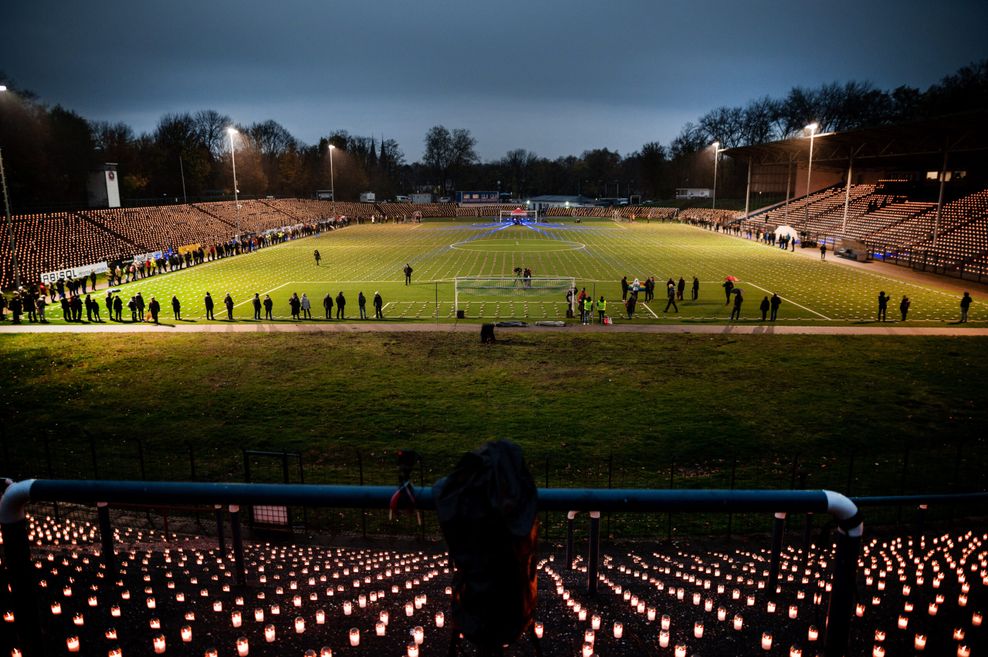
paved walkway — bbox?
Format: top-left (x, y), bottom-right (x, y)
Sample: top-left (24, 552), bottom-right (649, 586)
top-left (2, 320), bottom-right (986, 336)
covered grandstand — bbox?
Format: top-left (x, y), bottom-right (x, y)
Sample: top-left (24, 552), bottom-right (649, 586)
top-left (724, 110), bottom-right (988, 280)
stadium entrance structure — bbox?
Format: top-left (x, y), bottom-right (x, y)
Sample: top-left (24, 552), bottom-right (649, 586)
top-left (497, 207), bottom-right (540, 224)
top-left (454, 275), bottom-right (575, 320)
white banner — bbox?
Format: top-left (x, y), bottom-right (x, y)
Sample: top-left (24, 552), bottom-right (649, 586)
top-left (40, 261), bottom-right (109, 284)
top-left (131, 251), bottom-right (164, 263)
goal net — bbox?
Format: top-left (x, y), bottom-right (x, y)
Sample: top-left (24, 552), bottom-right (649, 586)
top-left (454, 276), bottom-right (576, 319)
top-left (497, 209), bottom-right (540, 223)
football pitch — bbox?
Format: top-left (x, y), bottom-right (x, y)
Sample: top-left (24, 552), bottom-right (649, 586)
top-left (64, 219), bottom-right (982, 325)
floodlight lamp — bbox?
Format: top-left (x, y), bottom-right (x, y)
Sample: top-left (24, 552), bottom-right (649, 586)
top-left (328, 144), bottom-right (336, 150)
top-left (226, 127), bottom-right (238, 136)
top-left (805, 122), bottom-right (819, 134)
top-left (712, 141), bottom-right (720, 150)
top-left (0, 85), bottom-right (7, 92)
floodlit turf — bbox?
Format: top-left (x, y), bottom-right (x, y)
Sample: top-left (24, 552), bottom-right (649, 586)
top-left (33, 220), bottom-right (985, 325)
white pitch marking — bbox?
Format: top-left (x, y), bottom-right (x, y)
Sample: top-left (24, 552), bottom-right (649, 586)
top-left (640, 302), bottom-right (659, 319)
top-left (744, 281), bottom-right (832, 320)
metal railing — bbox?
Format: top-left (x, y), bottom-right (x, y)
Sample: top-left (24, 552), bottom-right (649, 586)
top-left (2, 478), bottom-right (985, 657)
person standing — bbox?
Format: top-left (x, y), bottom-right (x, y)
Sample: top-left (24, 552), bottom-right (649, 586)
top-left (626, 291), bottom-right (637, 319)
top-left (597, 296), bottom-right (606, 324)
top-left (172, 295), bottom-right (181, 321)
top-left (301, 293), bottom-right (312, 319)
top-left (289, 293), bottom-right (301, 320)
top-left (90, 270), bottom-right (97, 291)
top-left (677, 277), bottom-right (686, 301)
top-left (404, 263), bottom-right (413, 285)
top-left (71, 294), bottom-right (83, 322)
top-left (314, 249), bottom-right (321, 266)
top-left (621, 276), bottom-right (629, 301)
top-left (730, 290), bottom-right (743, 321)
top-left (759, 296), bottom-right (770, 321)
top-left (135, 292), bottom-right (146, 321)
top-left (643, 277), bottom-right (654, 302)
top-left (899, 295), bottom-right (910, 322)
top-left (204, 292), bottom-right (215, 320)
top-left (820, 243), bottom-right (827, 260)
top-left (250, 293), bottom-right (261, 320)
top-left (770, 293), bottom-right (781, 321)
top-left (36, 296), bottom-right (48, 323)
top-left (723, 279), bottom-right (734, 305)
top-left (373, 292), bottom-right (384, 319)
top-left (877, 291), bottom-right (889, 322)
top-left (127, 296), bottom-right (137, 322)
top-left (9, 293), bottom-right (22, 324)
top-left (105, 291), bottom-right (114, 319)
top-left (149, 296), bottom-right (161, 324)
top-left (357, 292), bottom-right (367, 319)
top-left (263, 294), bottom-right (274, 320)
top-left (224, 293), bottom-right (234, 320)
top-left (336, 291), bottom-right (346, 319)
top-left (960, 292), bottom-right (972, 323)
top-left (0, 293), bottom-right (8, 321)
top-left (323, 293), bottom-right (333, 319)
top-left (113, 295), bottom-right (123, 322)
top-left (691, 276), bottom-right (699, 301)
top-left (664, 280), bottom-right (678, 313)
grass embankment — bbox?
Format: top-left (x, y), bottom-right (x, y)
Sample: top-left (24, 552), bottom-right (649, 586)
top-left (2, 332), bottom-right (985, 536)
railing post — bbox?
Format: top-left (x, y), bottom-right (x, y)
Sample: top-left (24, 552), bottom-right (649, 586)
top-left (229, 505), bottom-right (247, 587)
top-left (767, 512), bottom-right (786, 600)
top-left (823, 494), bottom-right (863, 657)
top-left (566, 511), bottom-right (577, 568)
top-left (587, 511), bottom-right (600, 595)
top-left (0, 482), bottom-right (42, 657)
top-left (97, 502), bottom-right (115, 572)
top-left (215, 504), bottom-right (226, 554)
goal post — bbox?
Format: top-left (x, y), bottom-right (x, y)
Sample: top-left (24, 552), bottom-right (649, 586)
top-left (497, 209), bottom-right (540, 223)
top-left (454, 276), bottom-right (576, 317)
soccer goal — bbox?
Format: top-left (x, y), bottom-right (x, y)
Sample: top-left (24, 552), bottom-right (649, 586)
top-left (454, 276), bottom-right (576, 319)
top-left (497, 209), bottom-right (540, 224)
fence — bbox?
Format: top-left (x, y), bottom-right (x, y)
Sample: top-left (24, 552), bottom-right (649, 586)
top-left (2, 432), bottom-right (985, 539)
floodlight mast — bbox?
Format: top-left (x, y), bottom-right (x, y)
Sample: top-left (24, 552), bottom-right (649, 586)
top-left (328, 144), bottom-right (336, 216)
top-left (227, 127), bottom-right (241, 237)
top-left (804, 122), bottom-right (819, 232)
top-left (711, 142), bottom-right (725, 210)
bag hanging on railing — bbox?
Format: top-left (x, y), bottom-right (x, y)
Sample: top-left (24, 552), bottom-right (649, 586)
top-left (434, 440), bottom-right (539, 648)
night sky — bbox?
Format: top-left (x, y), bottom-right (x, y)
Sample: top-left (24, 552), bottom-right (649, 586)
top-left (3, 0), bottom-right (986, 161)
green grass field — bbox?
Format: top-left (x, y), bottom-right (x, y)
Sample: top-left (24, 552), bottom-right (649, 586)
top-left (34, 219), bottom-right (985, 324)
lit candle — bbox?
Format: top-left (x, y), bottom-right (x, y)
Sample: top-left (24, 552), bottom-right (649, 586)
top-left (376, 621), bottom-right (386, 636)
top-left (380, 611), bottom-right (390, 626)
top-left (412, 626), bottom-right (424, 645)
top-left (150, 618), bottom-right (161, 629)
top-left (928, 603), bottom-right (938, 616)
top-left (254, 608), bottom-right (264, 623)
top-left (405, 602), bottom-right (414, 617)
top-left (349, 628), bottom-right (360, 647)
top-left (316, 609), bottom-right (326, 625)
top-left (109, 648), bottom-right (122, 657)
top-left (582, 643), bottom-right (593, 657)
top-left (343, 601), bottom-right (352, 616)
top-left (662, 615), bottom-right (671, 630)
top-left (659, 630), bottom-right (670, 648)
top-left (407, 644), bottom-right (419, 657)
top-left (231, 611), bottom-right (242, 628)
top-left (788, 605), bottom-right (798, 619)
top-left (766, 601), bottom-right (776, 613)
top-left (534, 622), bottom-right (544, 638)
top-left (105, 628), bottom-right (118, 640)
top-left (179, 625), bottom-right (192, 642)
top-left (733, 615), bottom-right (743, 631)
top-left (319, 648), bottom-right (332, 657)
top-left (808, 625), bottom-right (819, 641)
top-left (264, 624), bottom-right (276, 643)
top-left (236, 637), bottom-right (249, 656)
top-left (295, 617), bottom-right (306, 634)
top-left (613, 622), bottom-right (623, 639)
top-left (914, 633), bottom-right (927, 651)
top-left (153, 633), bottom-right (166, 654)
top-left (694, 622), bottom-right (704, 638)
top-left (958, 645), bottom-right (971, 657)
top-left (51, 602), bottom-right (61, 615)
top-left (66, 636), bottom-right (80, 653)
top-left (790, 648), bottom-right (802, 657)
top-left (435, 612), bottom-right (445, 628)
top-left (213, 600), bottom-right (223, 612)
top-left (762, 632), bottom-right (773, 650)
top-left (647, 607), bottom-right (657, 621)
top-left (872, 646), bottom-right (885, 657)
top-left (972, 612), bottom-right (982, 627)
top-left (674, 645), bottom-right (687, 657)
top-left (953, 628), bottom-right (965, 641)
top-left (584, 630), bottom-right (595, 646)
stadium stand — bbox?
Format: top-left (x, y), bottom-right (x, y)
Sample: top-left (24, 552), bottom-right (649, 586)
top-left (9, 509), bottom-right (984, 657)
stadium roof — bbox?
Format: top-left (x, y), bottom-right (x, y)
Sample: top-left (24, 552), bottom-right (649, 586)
top-left (724, 110), bottom-right (988, 169)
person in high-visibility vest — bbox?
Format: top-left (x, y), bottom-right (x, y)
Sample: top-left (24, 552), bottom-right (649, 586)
top-left (597, 296), bottom-right (606, 323)
top-left (583, 297), bottom-right (593, 324)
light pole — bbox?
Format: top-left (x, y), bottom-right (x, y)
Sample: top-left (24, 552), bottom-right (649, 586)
top-left (328, 144), bottom-right (336, 216)
top-left (804, 122), bottom-right (819, 231)
top-left (227, 127), bottom-right (241, 236)
top-left (1, 86), bottom-right (22, 289)
top-left (711, 142), bottom-right (726, 209)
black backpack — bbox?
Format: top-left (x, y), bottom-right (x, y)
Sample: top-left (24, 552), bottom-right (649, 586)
top-left (435, 441), bottom-right (539, 649)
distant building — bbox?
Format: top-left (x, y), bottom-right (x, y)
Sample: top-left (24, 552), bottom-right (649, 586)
top-left (87, 163), bottom-right (121, 208)
top-left (526, 195), bottom-right (594, 213)
top-left (675, 188), bottom-right (712, 200)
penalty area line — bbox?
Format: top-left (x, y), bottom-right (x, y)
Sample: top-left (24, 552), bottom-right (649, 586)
top-left (743, 281), bottom-right (832, 320)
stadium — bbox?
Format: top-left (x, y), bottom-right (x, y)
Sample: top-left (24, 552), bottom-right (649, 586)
top-left (2, 3), bottom-right (988, 656)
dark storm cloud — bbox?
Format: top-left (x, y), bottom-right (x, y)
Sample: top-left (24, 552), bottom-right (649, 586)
top-left (3, 0), bottom-right (987, 160)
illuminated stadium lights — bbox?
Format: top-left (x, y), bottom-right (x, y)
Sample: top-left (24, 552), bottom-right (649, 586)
top-left (711, 141), bottom-right (727, 209)
top-left (227, 127), bottom-right (241, 236)
top-left (328, 144), bottom-right (336, 216)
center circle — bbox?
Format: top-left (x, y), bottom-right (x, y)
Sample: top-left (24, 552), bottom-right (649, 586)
top-left (451, 238), bottom-right (584, 252)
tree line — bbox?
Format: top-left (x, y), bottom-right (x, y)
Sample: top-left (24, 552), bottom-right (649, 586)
top-left (0, 60), bottom-right (984, 210)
